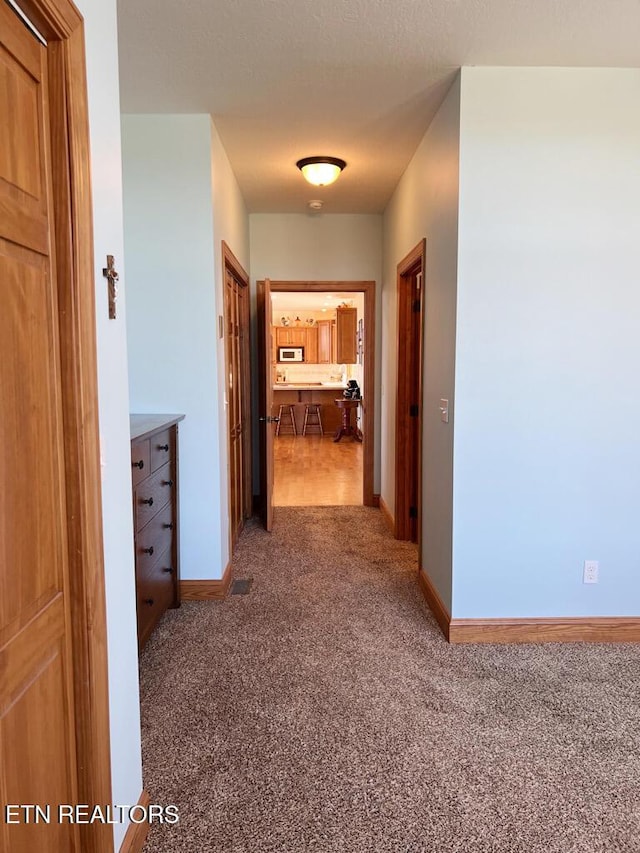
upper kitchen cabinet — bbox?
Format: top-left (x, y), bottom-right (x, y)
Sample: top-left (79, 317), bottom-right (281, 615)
top-left (276, 326), bottom-right (306, 347)
top-left (274, 325), bottom-right (318, 362)
top-left (317, 319), bottom-right (335, 364)
top-left (336, 307), bottom-right (357, 363)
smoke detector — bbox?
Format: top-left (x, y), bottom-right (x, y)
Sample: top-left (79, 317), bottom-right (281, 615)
top-left (308, 200), bottom-right (323, 211)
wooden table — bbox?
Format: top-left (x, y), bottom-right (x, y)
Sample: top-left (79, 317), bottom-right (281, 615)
top-left (334, 398), bottom-right (362, 442)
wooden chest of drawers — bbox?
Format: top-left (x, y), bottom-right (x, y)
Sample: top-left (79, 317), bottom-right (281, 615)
top-left (130, 414), bottom-right (185, 649)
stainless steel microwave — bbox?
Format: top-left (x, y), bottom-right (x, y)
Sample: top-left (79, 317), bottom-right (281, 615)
top-left (278, 346), bottom-right (304, 362)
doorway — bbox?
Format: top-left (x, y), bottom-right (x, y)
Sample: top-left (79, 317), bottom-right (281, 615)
top-left (395, 241), bottom-right (426, 544)
top-left (257, 281), bottom-right (376, 528)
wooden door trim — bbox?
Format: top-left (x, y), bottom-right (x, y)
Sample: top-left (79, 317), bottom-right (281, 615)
top-left (258, 280), bottom-right (376, 507)
top-left (395, 241), bottom-right (426, 545)
top-left (222, 241), bottom-right (251, 554)
top-left (16, 2), bottom-right (114, 851)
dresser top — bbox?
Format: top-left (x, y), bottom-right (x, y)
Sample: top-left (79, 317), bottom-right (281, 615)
top-left (130, 413), bottom-right (185, 441)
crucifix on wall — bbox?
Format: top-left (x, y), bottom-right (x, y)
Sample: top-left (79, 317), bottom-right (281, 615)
top-left (102, 254), bottom-right (119, 319)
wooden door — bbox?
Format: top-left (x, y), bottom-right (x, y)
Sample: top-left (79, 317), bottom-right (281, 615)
top-left (1, 5), bottom-right (81, 850)
top-left (225, 267), bottom-right (251, 547)
top-left (257, 279), bottom-right (274, 531)
top-left (395, 241), bottom-right (426, 544)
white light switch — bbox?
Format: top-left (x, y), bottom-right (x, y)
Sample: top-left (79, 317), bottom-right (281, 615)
top-left (439, 399), bottom-right (449, 423)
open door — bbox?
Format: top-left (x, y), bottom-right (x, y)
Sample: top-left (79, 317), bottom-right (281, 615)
top-left (257, 278), bottom-right (275, 530)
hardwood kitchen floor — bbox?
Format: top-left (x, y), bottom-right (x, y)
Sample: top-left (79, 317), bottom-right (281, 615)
top-left (273, 434), bottom-right (363, 505)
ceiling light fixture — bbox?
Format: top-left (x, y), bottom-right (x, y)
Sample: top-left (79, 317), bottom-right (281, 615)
top-left (296, 156), bottom-right (346, 187)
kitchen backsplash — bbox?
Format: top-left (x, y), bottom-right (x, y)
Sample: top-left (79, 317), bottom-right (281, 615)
top-left (274, 363), bottom-right (346, 384)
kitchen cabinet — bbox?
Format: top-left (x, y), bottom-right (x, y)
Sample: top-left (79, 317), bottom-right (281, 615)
top-left (304, 326), bottom-right (318, 362)
top-left (336, 307), bottom-right (357, 363)
top-left (317, 319), bottom-right (335, 363)
top-left (276, 326), bottom-right (306, 347)
top-left (274, 325), bottom-right (318, 362)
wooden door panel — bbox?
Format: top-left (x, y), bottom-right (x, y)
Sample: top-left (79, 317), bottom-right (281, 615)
top-left (1, 9), bottom-right (80, 850)
top-left (0, 248), bottom-right (65, 630)
top-left (0, 19), bottom-right (48, 254)
top-left (1, 634), bottom-right (78, 852)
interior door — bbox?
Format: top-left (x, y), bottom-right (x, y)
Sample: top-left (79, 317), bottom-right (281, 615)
top-left (1, 4), bottom-right (81, 850)
top-left (257, 278), bottom-right (274, 530)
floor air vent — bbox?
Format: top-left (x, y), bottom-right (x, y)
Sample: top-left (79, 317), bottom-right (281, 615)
top-left (230, 578), bottom-right (253, 596)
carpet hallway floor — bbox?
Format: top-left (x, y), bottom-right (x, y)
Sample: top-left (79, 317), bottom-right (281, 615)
top-left (140, 507), bottom-right (640, 852)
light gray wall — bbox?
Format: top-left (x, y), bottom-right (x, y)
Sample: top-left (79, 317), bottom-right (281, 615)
top-left (250, 213), bottom-right (383, 491)
top-left (453, 67), bottom-right (640, 618)
top-left (381, 76), bottom-right (461, 613)
top-left (122, 114), bottom-right (248, 580)
top-left (79, 0), bottom-right (142, 847)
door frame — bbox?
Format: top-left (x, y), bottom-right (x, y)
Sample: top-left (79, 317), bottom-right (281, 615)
top-left (9, 2), bottom-right (113, 851)
top-left (258, 280), bottom-right (376, 507)
top-left (222, 241), bottom-right (252, 553)
top-left (395, 240), bottom-right (426, 545)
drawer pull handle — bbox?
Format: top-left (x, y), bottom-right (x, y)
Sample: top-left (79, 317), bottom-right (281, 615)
top-left (144, 598), bottom-right (154, 606)
top-left (162, 567), bottom-right (174, 574)
top-left (141, 496), bottom-right (154, 506)
top-left (163, 522), bottom-right (174, 530)
top-left (142, 546), bottom-right (154, 556)
top-left (158, 443), bottom-right (169, 452)
top-left (132, 459), bottom-right (144, 470)
top-left (163, 479), bottom-right (174, 487)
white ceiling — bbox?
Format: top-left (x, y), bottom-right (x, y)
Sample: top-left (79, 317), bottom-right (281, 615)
top-left (117, 0), bottom-right (640, 214)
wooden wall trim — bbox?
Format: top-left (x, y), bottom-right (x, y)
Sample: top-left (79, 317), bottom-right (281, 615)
top-left (449, 617), bottom-right (640, 644)
top-left (118, 791), bottom-right (151, 853)
top-left (417, 569), bottom-right (451, 641)
top-left (180, 562), bottom-right (232, 600)
top-left (379, 495), bottom-right (395, 535)
top-left (22, 3), bottom-right (114, 851)
top-left (372, 493), bottom-right (380, 508)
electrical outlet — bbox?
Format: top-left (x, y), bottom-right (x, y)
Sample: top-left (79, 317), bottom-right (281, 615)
top-left (583, 560), bottom-right (599, 584)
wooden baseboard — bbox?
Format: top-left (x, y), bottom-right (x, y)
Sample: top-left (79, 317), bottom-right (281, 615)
top-left (372, 493), bottom-right (380, 508)
top-left (417, 569), bottom-right (451, 641)
top-left (449, 617), bottom-right (640, 644)
top-left (415, 569), bottom-right (640, 644)
top-left (119, 790), bottom-right (150, 853)
top-left (180, 561), bottom-right (232, 600)
top-left (379, 495), bottom-right (395, 535)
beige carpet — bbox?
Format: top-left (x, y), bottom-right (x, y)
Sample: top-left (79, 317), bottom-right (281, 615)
top-left (140, 507), bottom-right (640, 852)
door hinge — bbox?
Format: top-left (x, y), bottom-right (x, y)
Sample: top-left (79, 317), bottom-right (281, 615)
top-left (409, 506), bottom-right (418, 519)
top-left (409, 404), bottom-right (419, 418)
top-left (412, 298), bottom-right (421, 313)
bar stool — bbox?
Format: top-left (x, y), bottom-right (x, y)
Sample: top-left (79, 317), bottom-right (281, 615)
top-left (275, 404), bottom-right (297, 436)
top-left (302, 403), bottom-right (323, 436)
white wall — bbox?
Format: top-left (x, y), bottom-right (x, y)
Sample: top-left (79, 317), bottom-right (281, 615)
top-left (250, 214), bottom-right (383, 490)
top-left (79, 0), bottom-right (142, 848)
top-left (210, 119), bottom-right (250, 560)
top-left (381, 76), bottom-right (461, 613)
top-left (122, 115), bottom-right (249, 579)
top-left (453, 67), bottom-right (640, 618)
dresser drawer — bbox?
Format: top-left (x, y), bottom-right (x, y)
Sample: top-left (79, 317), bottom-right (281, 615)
top-left (134, 462), bottom-right (174, 531)
top-left (136, 546), bottom-right (175, 647)
top-left (131, 439), bottom-right (150, 487)
top-left (135, 502), bottom-right (174, 576)
top-left (150, 428), bottom-right (173, 472)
